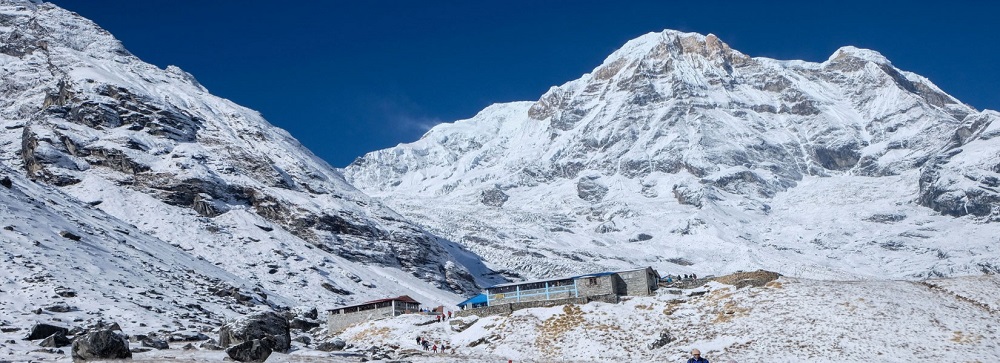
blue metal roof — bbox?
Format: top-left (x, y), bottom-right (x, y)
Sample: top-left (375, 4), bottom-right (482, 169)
top-left (457, 293), bottom-right (488, 307)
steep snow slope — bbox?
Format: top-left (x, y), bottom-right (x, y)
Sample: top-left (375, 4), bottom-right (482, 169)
top-left (0, 0), bottom-right (495, 313)
top-left (337, 275), bottom-right (1000, 362)
top-left (346, 30), bottom-right (1000, 280)
top-left (0, 162), bottom-right (286, 358)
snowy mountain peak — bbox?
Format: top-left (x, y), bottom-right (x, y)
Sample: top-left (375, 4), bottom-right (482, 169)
top-left (346, 29), bottom-right (1000, 282)
top-left (827, 45), bottom-right (891, 65)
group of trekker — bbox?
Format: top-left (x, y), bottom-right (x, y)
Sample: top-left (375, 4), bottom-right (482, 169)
top-left (435, 310), bottom-right (453, 322)
top-left (415, 336), bottom-right (453, 354)
top-left (662, 273), bottom-right (698, 283)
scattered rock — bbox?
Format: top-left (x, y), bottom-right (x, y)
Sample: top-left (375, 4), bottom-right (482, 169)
top-left (218, 311), bottom-right (290, 352)
top-left (199, 342), bottom-right (223, 350)
top-left (25, 323), bottom-right (69, 341)
top-left (130, 347), bottom-right (152, 353)
top-left (647, 329), bottom-right (674, 350)
top-left (141, 337), bottom-right (168, 350)
top-left (0, 176), bottom-right (11, 189)
top-left (291, 306), bottom-right (318, 320)
top-left (292, 335), bottom-right (310, 345)
top-left (315, 338), bottom-right (346, 352)
top-left (71, 329), bottom-right (132, 360)
top-left (225, 338), bottom-right (272, 362)
top-left (169, 331), bottom-right (209, 341)
top-left (182, 343), bottom-right (196, 350)
top-left (44, 303), bottom-right (75, 313)
top-left (59, 231), bottom-right (82, 241)
top-left (54, 286), bottom-right (77, 298)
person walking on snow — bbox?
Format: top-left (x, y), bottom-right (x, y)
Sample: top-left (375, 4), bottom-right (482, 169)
top-left (687, 348), bottom-right (709, 363)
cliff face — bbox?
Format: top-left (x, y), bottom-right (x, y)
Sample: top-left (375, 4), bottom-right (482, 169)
top-left (0, 0), bottom-right (483, 309)
top-left (346, 30), bottom-right (1000, 280)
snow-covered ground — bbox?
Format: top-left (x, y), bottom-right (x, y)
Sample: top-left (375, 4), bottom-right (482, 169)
top-left (330, 274), bottom-right (1000, 362)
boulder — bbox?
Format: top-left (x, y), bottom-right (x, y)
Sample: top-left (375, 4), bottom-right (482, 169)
top-left (225, 339), bottom-right (273, 362)
top-left (288, 318), bottom-right (320, 331)
top-left (24, 323), bottom-right (69, 341)
top-left (316, 338), bottom-right (346, 352)
top-left (71, 329), bottom-right (131, 360)
top-left (38, 331), bottom-right (71, 348)
top-left (291, 306), bottom-right (318, 320)
top-left (218, 311), bottom-right (290, 352)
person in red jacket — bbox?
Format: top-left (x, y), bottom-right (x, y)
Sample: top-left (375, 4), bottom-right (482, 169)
top-left (687, 348), bottom-right (709, 363)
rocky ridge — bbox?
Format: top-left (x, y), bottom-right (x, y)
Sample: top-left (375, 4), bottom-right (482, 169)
top-left (0, 0), bottom-right (489, 311)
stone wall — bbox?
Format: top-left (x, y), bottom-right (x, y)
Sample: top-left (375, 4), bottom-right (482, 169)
top-left (618, 268), bottom-right (657, 296)
top-left (577, 274), bottom-right (618, 297)
top-left (327, 306), bottom-right (395, 333)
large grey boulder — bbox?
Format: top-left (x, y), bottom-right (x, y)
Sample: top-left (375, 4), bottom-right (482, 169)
top-left (225, 338), bottom-right (273, 362)
top-left (219, 311), bottom-right (290, 352)
top-left (71, 329), bottom-right (131, 360)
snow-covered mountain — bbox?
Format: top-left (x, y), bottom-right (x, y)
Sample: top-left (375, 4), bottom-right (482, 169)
top-left (345, 30), bottom-right (1000, 281)
top-left (0, 0), bottom-right (492, 315)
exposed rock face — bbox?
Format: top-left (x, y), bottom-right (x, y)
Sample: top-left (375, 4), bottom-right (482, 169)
top-left (218, 311), bottom-right (290, 352)
top-left (918, 111), bottom-right (1000, 219)
top-left (346, 30), bottom-right (1000, 280)
top-left (71, 329), bottom-right (131, 360)
top-left (479, 187), bottom-right (509, 207)
top-left (0, 0), bottom-right (479, 308)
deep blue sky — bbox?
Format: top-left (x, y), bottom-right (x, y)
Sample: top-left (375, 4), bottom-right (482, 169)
top-left (51, 1), bottom-right (999, 167)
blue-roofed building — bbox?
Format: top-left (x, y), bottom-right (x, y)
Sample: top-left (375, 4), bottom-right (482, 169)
top-left (457, 293), bottom-right (488, 310)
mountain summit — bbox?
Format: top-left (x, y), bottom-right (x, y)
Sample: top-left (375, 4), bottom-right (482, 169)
top-left (346, 29), bottom-right (1000, 281)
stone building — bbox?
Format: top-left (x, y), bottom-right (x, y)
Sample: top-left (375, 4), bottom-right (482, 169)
top-left (326, 295), bottom-right (421, 333)
top-left (480, 267), bottom-right (660, 307)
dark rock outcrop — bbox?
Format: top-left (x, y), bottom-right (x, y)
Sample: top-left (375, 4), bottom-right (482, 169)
top-left (479, 187), bottom-right (510, 207)
top-left (71, 329), bottom-right (132, 360)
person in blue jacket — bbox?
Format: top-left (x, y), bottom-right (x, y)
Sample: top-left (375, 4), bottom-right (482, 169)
top-left (687, 348), bottom-right (709, 363)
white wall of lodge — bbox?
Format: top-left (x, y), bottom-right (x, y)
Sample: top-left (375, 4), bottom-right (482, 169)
top-left (327, 300), bottom-right (420, 333)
